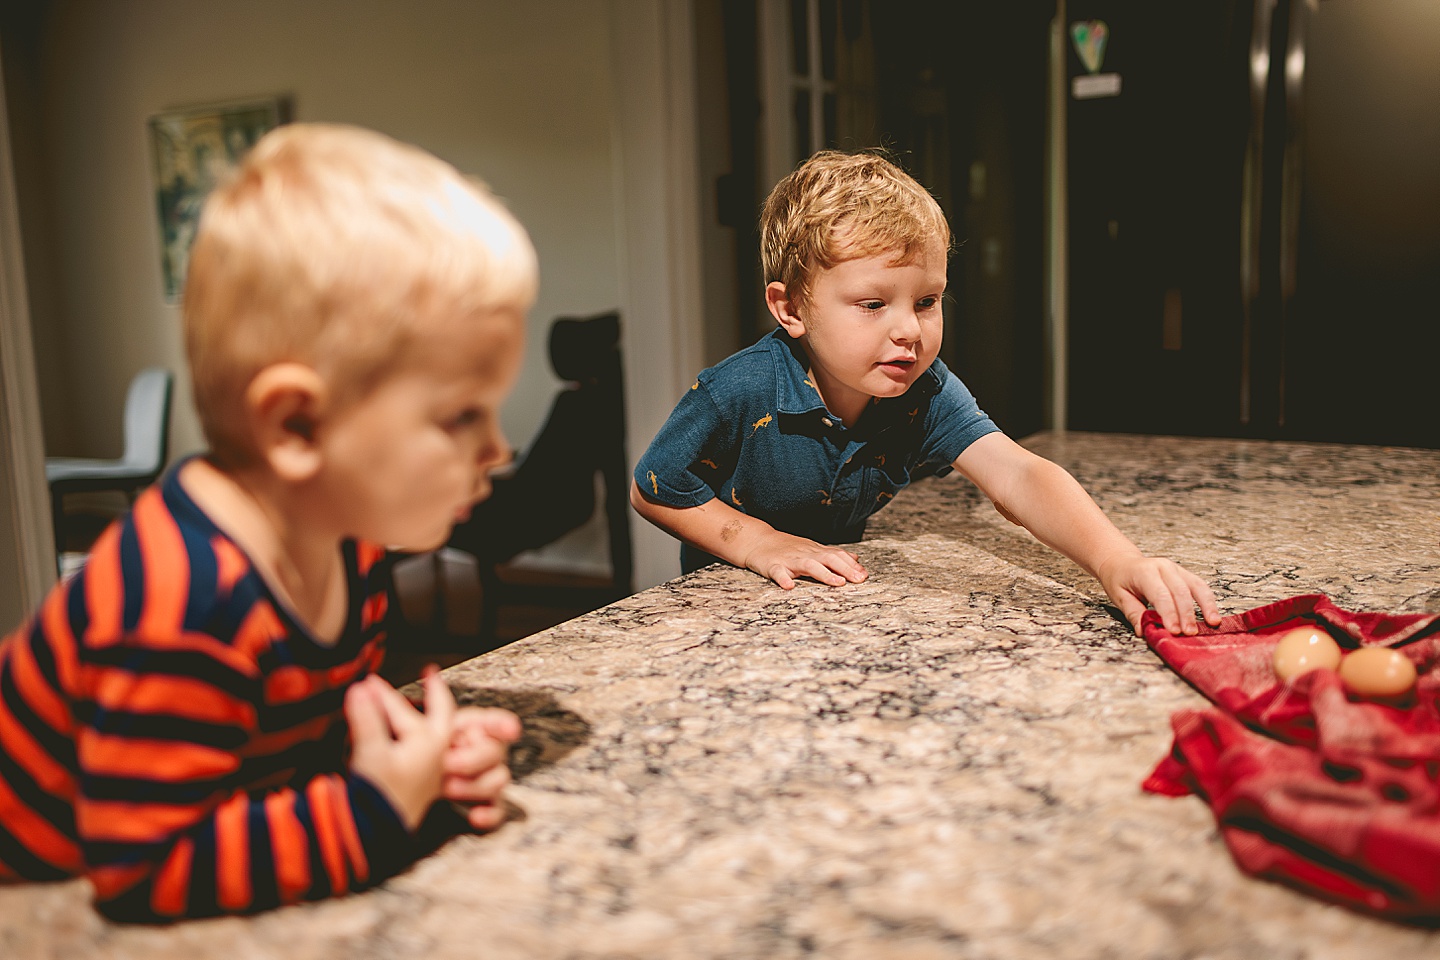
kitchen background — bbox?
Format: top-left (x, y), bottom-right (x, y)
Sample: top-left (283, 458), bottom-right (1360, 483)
top-left (1, 0), bottom-right (1436, 631)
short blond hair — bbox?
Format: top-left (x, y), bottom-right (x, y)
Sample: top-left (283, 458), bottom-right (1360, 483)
top-left (760, 150), bottom-right (949, 308)
top-left (183, 122), bottom-right (538, 465)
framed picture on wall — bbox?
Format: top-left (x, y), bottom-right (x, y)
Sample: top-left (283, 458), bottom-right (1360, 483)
top-left (148, 97), bottom-right (289, 301)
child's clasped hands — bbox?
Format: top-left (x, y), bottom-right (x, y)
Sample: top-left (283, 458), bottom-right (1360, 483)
top-left (346, 668), bottom-right (521, 832)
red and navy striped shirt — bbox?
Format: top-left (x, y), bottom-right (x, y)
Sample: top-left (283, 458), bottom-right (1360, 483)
top-left (0, 464), bottom-right (413, 921)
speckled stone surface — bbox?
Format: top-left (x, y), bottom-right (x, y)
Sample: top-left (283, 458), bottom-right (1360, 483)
top-left (4, 432), bottom-right (1439, 959)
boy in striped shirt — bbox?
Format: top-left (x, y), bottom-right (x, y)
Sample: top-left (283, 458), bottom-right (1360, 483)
top-left (0, 124), bottom-right (534, 920)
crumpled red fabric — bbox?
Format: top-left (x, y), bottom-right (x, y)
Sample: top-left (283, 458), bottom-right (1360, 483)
top-left (1141, 594), bottom-right (1440, 920)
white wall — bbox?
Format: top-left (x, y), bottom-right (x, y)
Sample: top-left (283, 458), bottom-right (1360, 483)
top-left (30, 0), bottom-right (623, 466)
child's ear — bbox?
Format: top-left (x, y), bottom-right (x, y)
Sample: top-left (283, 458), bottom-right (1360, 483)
top-left (765, 281), bottom-right (807, 338)
top-left (244, 363), bottom-right (329, 483)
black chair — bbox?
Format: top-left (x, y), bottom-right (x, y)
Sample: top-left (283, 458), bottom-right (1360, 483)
top-left (405, 312), bottom-right (633, 649)
top-left (46, 367), bottom-right (174, 573)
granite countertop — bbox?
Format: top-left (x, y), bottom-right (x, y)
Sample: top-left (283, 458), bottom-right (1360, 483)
top-left (4, 432), bottom-right (1440, 959)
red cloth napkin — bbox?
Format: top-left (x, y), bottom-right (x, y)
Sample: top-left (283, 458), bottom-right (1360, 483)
top-left (1141, 594), bottom-right (1440, 920)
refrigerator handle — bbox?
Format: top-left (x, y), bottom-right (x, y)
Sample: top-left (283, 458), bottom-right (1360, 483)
top-left (1276, 0), bottom-right (1309, 428)
top-left (1239, 0), bottom-right (1278, 425)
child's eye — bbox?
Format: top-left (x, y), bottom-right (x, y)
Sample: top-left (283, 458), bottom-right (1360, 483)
top-left (446, 407), bottom-right (481, 430)
top-left (860, 300), bottom-right (885, 312)
top-left (917, 296), bottom-right (940, 310)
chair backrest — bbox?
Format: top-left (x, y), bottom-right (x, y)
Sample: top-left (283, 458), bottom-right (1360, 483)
top-left (448, 312), bottom-right (631, 592)
top-left (544, 312), bottom-right (630, 590)
top-left (120, 367), bottom-right (174, 480)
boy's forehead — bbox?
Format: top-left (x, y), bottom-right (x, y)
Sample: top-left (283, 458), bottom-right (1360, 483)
top-left (830, 234), bottom-right (947, 270)
top-left (353, 304), bottom-right (525, 380)
top-left (431, 305), bottom-right (526, 355)
top-left (830, 223), bottom-right (945, 259)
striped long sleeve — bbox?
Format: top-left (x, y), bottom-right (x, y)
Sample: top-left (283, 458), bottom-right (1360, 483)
top-left (0, 470), bottom-right (416, 921)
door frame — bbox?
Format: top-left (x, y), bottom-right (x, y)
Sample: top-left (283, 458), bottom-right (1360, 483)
top-left (608, 0), bottom-right (707, 589)
top-left (0, 42), bottom-right (56, 624)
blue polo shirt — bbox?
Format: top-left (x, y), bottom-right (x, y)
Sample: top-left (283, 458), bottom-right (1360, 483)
top-left (634, 329), bottom-right (1001, 572)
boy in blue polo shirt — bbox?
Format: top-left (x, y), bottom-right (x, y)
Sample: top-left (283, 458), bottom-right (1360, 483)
top-left (630, 149), bottom-right (1221, 636)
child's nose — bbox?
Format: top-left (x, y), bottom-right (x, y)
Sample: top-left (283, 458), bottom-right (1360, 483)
top-left (472, 442), bottom-right (513, 503)
top-left (891, 308), bottom-right (923, 343)
top-left (474, 422), bottom-right (512, 472)
top-left (477, 436), bottom-right (511, 471)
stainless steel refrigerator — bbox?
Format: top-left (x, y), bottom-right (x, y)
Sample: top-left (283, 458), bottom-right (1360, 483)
top-left (1064, 0), bottom-right (1440, 448)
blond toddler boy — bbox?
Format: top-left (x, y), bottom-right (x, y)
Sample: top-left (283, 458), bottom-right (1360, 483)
top-left (632, 150), bottom-right (1221, 636)
top-left (0, 124), bottom-right (531, 920)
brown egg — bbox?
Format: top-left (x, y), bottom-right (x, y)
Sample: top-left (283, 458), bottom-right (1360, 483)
top-left (1271, 626), bottom-right (1342, 682)
top-left (1338, 646), bottom-right (1417, 700)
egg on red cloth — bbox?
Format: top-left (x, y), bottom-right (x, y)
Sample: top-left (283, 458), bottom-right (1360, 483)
top-left (1338, 646), bottom-right (1418, 700)
top-left (1271, 626), bottom-right (1342, 682)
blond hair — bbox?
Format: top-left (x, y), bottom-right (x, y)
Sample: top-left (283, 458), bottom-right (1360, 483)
top-left (760, 149), bottom-right (949, 308)
top-left (183, 123), bottom-right (538, 465)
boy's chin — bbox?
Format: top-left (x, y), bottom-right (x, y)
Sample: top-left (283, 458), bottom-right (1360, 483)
top-left (380, 525), bottom-right (454, 554)
top-left (868, 378), bottom-right (915, 399)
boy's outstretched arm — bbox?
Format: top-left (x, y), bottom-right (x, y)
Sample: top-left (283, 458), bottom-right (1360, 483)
top-left (953, 433), bottom-right (1221, 636)
top-left (630, 480), bottom-right (867, 589)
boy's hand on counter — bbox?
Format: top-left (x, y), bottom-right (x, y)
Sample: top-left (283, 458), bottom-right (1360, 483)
top-left (629, 481), bottom-right (866, 590)
top-left (345, 671), bottom-right (455, 831)
top-left (744, 530), bottom-right (868, 590)
top-left (1096, 553), bottom-right (1222, 637)
top-left (436, 672), bottom-right (522, 830)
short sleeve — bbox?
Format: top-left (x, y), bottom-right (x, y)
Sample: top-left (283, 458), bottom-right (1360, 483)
top-left (919, 363), bottom-right (1003, 470)
top-left (633, 381), bottom-right (733, 508)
